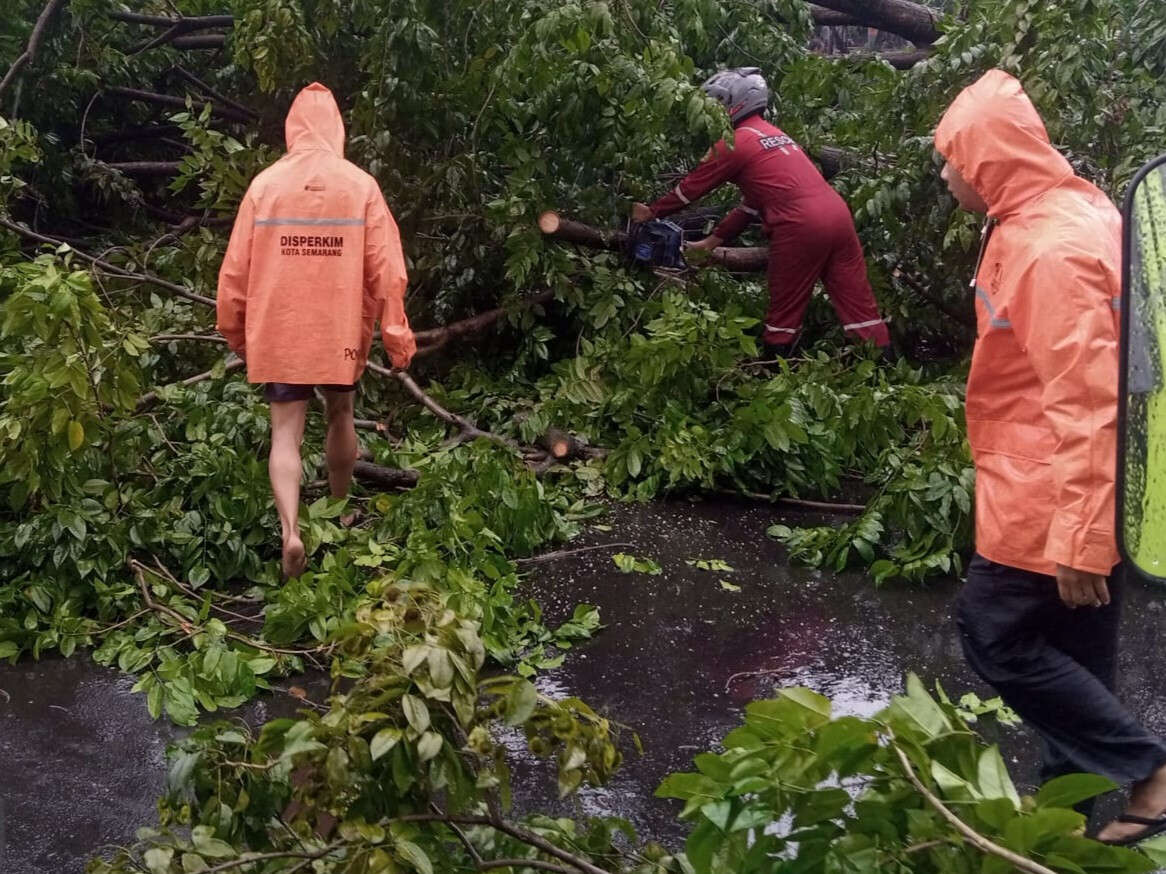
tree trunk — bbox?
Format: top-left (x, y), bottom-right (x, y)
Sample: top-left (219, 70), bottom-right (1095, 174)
top-left (811, 5), bottom-right (863, 27)
top-left (811, 0), bottom-right (940, 46)
top-left (352, 461), bottom-right (419, 491)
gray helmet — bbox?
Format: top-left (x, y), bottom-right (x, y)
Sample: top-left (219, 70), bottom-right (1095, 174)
top-left (701, 67), bottom-right (769, 125)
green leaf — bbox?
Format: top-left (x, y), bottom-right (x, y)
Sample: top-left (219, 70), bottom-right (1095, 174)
top-left (144, 848), bottom-right (174, 873)
top-left (370, 727), bottom-right (403, 761)
top-left (976, 746), bottom-right (1020, 808)
top-left (395, 839), bottom-right (433, 874)
top-left (402, 644), bottom-right (428, 676)
top-left (191, 826), bottom-right (234, 858)
top-left (889, 673), bottom-right (952, 739)
top-left (427, 647), bottom-right (454, 688)
top-left (402, 694), bottom-right (430, 734)
top-left (416, 730), bottom-right (443, 762)
top-left (780, 687), bottom-right (831, 721)
top-left (503, 679), bottom-right (537, 726)
top-left (718, 579), bottom-right (740, 592)
top-left (1035, 773), bottom-right (1117, 809)
top-left (67, 419), bottom-right (84, 451)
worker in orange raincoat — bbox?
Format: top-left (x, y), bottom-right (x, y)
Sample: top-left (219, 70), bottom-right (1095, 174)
top-left (938, 70), bottom-right (1166, 844)
top-left (217, 82), bottom-right (415, 580)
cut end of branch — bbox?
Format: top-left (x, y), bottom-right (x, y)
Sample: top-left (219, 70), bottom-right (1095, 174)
top-left (537, 211), bottom-right (561, 234)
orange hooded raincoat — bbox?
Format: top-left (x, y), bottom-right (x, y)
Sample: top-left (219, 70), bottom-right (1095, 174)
top-left (216, 82), bottom-right (415, 383)
top-left (936, 70), bottom-right (1122, 577)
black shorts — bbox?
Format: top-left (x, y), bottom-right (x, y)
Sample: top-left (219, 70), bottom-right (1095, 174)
top-left (264, 383), bottom-right (356, 403)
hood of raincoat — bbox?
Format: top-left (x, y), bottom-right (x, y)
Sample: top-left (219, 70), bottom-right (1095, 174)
top-left (285, 82), bottom-right (345, 155)
top-left (935, 69), bottom-right (1074, 219)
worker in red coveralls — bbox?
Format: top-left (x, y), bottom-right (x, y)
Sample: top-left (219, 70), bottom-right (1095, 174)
top-left (632, 67), bottom-right (890, 357)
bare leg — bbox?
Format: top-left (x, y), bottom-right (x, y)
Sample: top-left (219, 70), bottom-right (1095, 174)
top-left (269, 400), bottom-right (309, 579)
top-left (323, 389), bottom-right (358, 524)
top-left (1097, 764), bottom-right (1166, 842)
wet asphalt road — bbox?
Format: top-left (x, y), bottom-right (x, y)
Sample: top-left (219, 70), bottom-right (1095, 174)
top-left (3, 497), bottom-right (1165, 870)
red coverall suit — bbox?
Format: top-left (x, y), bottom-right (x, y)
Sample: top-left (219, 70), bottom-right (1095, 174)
top-left (649, 114), bottom-right (890, 350)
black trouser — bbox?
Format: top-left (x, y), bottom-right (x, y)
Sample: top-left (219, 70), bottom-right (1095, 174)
top-left (956, 554), bottom-right (1166, 788)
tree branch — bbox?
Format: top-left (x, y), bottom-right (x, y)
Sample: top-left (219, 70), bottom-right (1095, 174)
top-left (135, 358), bottom-right (244, 411)
top-left (104, 160), bottom-right (184, 176)
top-left (107, 11), bottom-right (234, 29)
top-left (367, 363), bottom-right (520, 451)
top-left (397, 815), bottom-right (610, 874)
top-left (891, 744), bottom-right (1059, 874)
top-left (413, 290), bottom-right (555, 353)
top-left (151, 333), bottom-right (228, 344)
top-left (822, 47), bottom-right (933, 69)
top-left (181, 841), bottom-right (345, 874)
top-left (0, 217), bottom-right (217, 307)
top-left (479, 860), bottom-right (573, 874)
top-left (130, 560), bottom-right (331, 661)
top-left (105, 86), bottom-right (252, 123)
top-left (890, 265), bottom-right (974, 327)
top-left (170, 34), bottom-right (227, 50)
top-left (515, 543), bottom-right (636, 566)
top-left (172, 66), bottom-right (257, 119)
top-left (0, 0), bottom-right (69, 100)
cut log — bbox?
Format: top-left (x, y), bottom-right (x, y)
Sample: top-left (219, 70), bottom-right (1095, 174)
top-left (537, 211), bottom-right (626, 252)
top-left (810, 0), bottom-right (940, 46)
top-left (353, 460), bottom-right (418, 491)
top-left (538, 427), bottom-right (585, 460)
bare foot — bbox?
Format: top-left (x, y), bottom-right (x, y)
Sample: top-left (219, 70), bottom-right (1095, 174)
top-left (282, 536), bottom-right (306, 580)
top-left (1097, 764), bottom-right (1166, 843)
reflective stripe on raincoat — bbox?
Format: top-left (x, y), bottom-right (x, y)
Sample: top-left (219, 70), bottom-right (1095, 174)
top-left (216, 82), bottom-right (415, 382)
top-left (935, 69), bottom-right (1121, 576)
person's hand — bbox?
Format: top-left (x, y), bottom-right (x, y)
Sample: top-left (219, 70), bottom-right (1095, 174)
top-left (683, 235), bottom-right (723, 265)
top-left (685, 236), bottom-right (721, 252)
top-left (1056, 564), bottom-right (1110, 609)
top-left (631, 202), bottom-right (653, 223)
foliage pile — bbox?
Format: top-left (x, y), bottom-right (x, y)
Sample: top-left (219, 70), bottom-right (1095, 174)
top-left (93, 668), bottom-right (1166, 874)
top-left (2, 0), bottom-right (1166, 871)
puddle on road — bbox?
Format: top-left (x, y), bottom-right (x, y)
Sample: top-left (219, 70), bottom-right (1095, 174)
top-left (2, 496), bottom-right (1164, 870)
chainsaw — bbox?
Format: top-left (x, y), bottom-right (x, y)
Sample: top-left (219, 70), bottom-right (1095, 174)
top-left (625, 218), bottom-right (687, 269)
